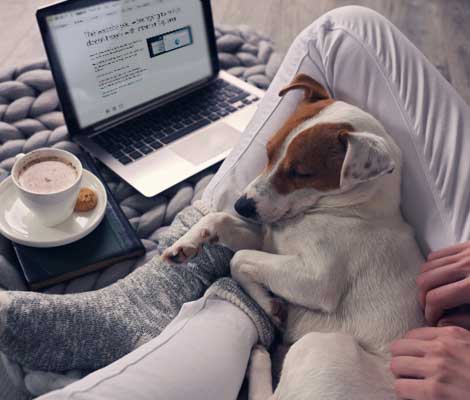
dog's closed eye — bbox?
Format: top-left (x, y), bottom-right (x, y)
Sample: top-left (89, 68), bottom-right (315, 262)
top-left (289, 168), bottom-right (316, 179)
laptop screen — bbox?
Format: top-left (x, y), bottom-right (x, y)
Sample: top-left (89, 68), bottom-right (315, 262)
top-left (44, 0), bottom-right (214, 129)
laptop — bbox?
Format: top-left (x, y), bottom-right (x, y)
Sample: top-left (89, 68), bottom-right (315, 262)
top-left (36, 0), bottom-right (264, 197)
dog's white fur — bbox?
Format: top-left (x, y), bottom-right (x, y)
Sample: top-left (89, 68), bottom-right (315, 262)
top-left (163, 100), bottom-right (424, 400)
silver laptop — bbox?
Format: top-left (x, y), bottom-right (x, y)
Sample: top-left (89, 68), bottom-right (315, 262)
top-left (37, 0), bottom-right (264, 197)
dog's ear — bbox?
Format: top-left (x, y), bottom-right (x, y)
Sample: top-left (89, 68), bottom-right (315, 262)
top-left (279, 73), bottom-right (330, 102)
top-left (338, 131), bottom-right (395, 188)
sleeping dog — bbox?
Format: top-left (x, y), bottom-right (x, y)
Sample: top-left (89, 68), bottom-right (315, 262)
top-left (163, 74), bottom-right (424, 400)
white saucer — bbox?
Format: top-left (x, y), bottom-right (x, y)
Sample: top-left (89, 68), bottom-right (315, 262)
top-left (0, 170), bottom-right (107, 248)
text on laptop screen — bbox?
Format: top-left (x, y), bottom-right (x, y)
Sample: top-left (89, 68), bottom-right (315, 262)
top-left (46, 0), bottom-right (213, 128)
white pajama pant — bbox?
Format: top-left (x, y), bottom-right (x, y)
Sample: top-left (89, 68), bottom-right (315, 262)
top-left (39, 6), bottom-right (470, 400)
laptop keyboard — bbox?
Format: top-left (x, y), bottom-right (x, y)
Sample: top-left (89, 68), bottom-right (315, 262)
top-left (91, 79), bottom-right (259, 165)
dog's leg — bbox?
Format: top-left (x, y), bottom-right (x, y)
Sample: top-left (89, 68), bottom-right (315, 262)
top-left (162, 212), bottom-right (262, 263)
top-left (231, 250), bottom-right (347, 315)
top-left (230, 251), bottom-right (291, 325)
top-left (276, 332), bottom-right (395, 400)
top-left (248, 345), bottom-right (274, 400)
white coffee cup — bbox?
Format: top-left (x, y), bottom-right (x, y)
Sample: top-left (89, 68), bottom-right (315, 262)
top-left (11, 148), bottom-right (83, 227)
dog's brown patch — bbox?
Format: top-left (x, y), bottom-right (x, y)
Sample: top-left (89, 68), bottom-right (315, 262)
top-left (271, 123), bottom-right (354, 194)
top-left (265, 74), bottom-right (351, 194)
top-left (266, 74), bottom-right (333, 167)
top-left (266, 99), bottom-right (335, 167)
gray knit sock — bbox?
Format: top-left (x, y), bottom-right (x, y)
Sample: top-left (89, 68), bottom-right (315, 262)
top-left (0, 205), bottom-right (232, 372)
top-left (205, 277), bottom-right (275, 347)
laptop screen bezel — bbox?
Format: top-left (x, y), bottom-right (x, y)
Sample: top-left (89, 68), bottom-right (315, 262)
top-left (36, 0), bottom-right (220, 137)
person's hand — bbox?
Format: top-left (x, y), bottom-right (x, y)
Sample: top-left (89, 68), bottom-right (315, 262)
top-left (390, 326), bottom-right (470, 399)
top-left (417, 241), bottom-right (470, 326)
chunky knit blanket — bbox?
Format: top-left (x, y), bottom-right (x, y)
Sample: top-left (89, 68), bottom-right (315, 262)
top-left (0, 25), bottom-right (283, 399)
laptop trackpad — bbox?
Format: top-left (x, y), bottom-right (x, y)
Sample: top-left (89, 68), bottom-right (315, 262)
top-left (169, 123), bottom-right (241, 166)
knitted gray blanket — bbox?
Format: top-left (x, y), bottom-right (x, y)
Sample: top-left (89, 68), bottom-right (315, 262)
top-left (0, 25), bottom-right (283, 399)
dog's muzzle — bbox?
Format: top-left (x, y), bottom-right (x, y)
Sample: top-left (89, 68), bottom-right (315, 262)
top-left (234, 195), bottom-right (258, 219)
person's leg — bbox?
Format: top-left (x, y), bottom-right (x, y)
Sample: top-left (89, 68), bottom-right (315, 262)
top-left (37, 297), bottom-right (258, 400)
top-left (0, 206), bottom-right (233, 372)
top-left (203, 5), bottom-right (470, 254)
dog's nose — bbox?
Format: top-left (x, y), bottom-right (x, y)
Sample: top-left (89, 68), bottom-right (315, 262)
top-left (234, 195), bottom-right (258, 219)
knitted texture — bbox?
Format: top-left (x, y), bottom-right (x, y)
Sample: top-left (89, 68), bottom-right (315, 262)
top-left (0, 205), bottom-right (233, 371)
top-left (215, 24), bottom-right (284, 90)
top-left (0, 25), bottom-right (283, 399)
top-left (205, 277), bottom-right (275, 346)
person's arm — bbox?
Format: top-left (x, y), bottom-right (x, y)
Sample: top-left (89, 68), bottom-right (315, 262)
top-left (390, 326), bottom-right (470, 400)
top-left (417, 241), bottom-right (470, 327)
top-left (390, 241), bottom-right (470, 400)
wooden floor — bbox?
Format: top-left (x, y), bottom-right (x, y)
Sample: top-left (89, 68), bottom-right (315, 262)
top-left (1, 0), bottom-right (470, 103)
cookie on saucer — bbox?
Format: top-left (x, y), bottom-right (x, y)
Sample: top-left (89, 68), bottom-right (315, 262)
top-left (74, 188), bottom-right (98, 212)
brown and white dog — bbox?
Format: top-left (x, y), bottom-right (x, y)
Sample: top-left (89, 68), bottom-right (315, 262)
top-left (163, 74), bottom-right (424, 400)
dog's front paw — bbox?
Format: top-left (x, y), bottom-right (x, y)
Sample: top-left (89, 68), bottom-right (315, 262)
top-left (161, 226), bottom-right (219, 264)
top-left (161, 241), bottom-right (199, 264)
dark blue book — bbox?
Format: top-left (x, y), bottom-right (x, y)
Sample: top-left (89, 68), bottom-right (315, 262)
top-left (12, 152), bottom-right (145, 291)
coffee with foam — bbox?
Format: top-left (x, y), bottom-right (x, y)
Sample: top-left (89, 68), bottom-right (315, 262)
top-left (18, 156), bottom-right (78, 194)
